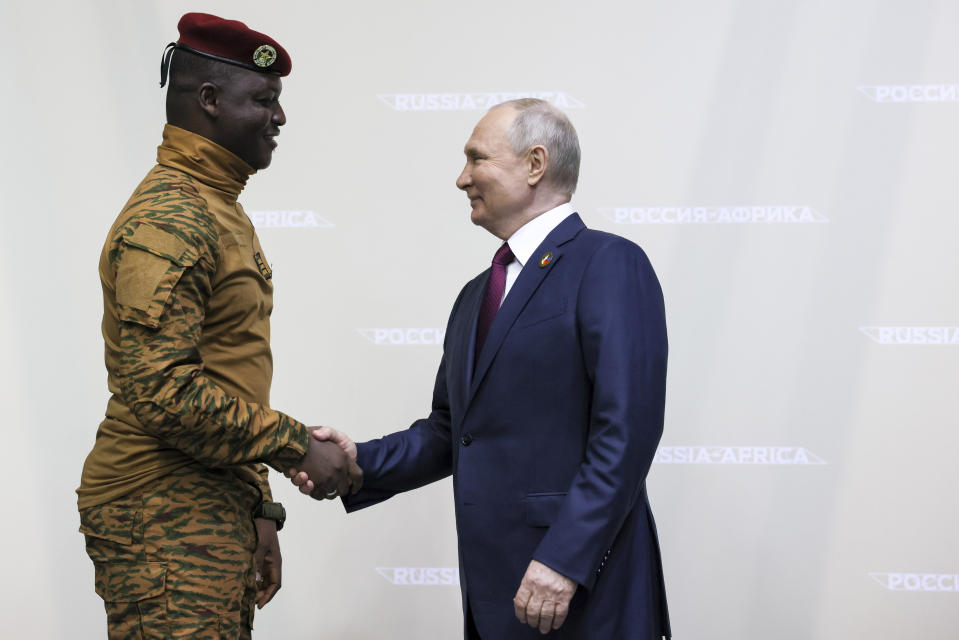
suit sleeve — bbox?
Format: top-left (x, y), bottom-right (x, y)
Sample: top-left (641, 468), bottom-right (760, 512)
top-left (113, 221), bottom-right (310, 473)
top-left (342, 286), bottom-right (470, 512)
top-left (531, 239), bottom-right (668, 590)
top-left (343, 355), bottom-right (454, 511)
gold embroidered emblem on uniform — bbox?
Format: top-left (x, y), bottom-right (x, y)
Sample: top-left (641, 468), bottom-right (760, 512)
top-left (253, 251), bottom-right (273, 280)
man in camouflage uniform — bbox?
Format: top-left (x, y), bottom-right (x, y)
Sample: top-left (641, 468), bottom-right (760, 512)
top-left (77, 13), bottom-right (360, 639)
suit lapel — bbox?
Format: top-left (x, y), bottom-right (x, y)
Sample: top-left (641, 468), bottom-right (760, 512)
top-left (466, 213), bottom-right (586, 405)
top-left (456, 275), bottom-right (486, 399)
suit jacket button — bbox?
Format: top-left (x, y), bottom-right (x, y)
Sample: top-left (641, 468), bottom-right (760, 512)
top-left (461, 433), bottom-right (473, 446)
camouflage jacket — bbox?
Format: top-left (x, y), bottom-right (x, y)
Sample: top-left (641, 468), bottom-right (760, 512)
top-left (78, 124), bottom-right (310, 510)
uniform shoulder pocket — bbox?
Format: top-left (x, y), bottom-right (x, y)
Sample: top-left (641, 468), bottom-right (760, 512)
top-left (115, 224), bottom-right (201, 329)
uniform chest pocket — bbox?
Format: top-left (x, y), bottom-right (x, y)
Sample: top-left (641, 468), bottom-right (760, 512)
top-left (221, 232), bottom-right (273, 282)
top-left (220, 231), bottom-right (249, 249)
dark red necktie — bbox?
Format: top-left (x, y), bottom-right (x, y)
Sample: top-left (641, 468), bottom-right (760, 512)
top-left (475, 242), bottom-right (515, 361)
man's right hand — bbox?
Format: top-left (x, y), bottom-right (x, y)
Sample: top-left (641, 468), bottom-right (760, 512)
top-left (292, 430), bottom-right (363, 500)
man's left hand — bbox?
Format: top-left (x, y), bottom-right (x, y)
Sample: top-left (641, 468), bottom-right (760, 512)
top-left (254, 518), bottom-right (282, 609)
top-left (513, 559), bottom-right (577, 634)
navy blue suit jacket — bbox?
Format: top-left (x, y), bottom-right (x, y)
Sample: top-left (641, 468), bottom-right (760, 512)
top-left (346, 214), bottom-right (670, 639)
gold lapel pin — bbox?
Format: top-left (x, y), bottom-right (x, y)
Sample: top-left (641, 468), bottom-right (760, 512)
top-left (539, 252), bottom-right (554, 268)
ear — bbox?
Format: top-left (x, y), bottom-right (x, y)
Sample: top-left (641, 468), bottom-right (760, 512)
top-left (198, 82), bottom-right (220, 118)
top-left (527, 145), bottom-right (548, 186)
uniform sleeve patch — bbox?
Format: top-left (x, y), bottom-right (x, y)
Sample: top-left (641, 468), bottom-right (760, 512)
top-left (115, 224), bottom-right (199, 329)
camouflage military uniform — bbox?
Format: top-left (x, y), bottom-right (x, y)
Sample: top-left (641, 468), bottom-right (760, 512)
top-left (78, 124), bottom-right (310, 639)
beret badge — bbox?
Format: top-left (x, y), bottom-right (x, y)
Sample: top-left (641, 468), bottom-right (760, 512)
top-left (253, 44), bottom-right (277, 68)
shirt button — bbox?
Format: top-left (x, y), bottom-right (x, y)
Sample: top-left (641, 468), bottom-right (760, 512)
top-left (461, 433), bottom-right (473, 446)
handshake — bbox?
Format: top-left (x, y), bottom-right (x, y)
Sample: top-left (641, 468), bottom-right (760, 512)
top-left (285, 427), bottom-right (361, 500)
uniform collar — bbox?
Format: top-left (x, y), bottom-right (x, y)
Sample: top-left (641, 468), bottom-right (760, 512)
top-left (156, 124), bottom-right (254, 198)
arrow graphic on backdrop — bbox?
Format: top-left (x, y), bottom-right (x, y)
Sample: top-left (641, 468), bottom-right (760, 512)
top-left (653, 446), bottom-right (827, 465)
top-left (377, 91), bottom-right (586, 111)
top-left (599, 206), bottom-right (829, 225)
top-left (859, 326), bottom-right (959, 345)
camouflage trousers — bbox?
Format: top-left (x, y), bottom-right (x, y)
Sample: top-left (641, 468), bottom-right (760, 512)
top-left (80, 466), bottom-right (262, 639)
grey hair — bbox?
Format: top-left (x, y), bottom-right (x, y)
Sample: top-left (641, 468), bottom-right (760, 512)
top-left (496, 98), bottom-right (581, 196)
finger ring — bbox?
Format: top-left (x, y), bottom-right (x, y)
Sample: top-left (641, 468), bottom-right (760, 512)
top-left (326, 490), bottom-right (338, 498)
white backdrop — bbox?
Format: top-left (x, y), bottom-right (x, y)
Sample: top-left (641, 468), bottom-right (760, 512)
top-left (2, 0), bottom-right (958, 638)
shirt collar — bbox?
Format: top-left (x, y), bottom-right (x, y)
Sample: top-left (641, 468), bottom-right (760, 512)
top-left (507, 202), bottom-right (575, 268)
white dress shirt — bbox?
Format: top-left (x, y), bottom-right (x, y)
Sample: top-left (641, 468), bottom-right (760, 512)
top-left (500, 202), bottom-right (575, 305)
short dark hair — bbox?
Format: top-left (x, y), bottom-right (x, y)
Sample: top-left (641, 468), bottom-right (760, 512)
top-left (166, 48), bottom-right (234, 93)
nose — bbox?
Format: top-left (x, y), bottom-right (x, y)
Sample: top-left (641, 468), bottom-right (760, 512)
top-left (455, 164), bottom-right (470, 191)
top-left (273, 103), bottom-right (287, 127)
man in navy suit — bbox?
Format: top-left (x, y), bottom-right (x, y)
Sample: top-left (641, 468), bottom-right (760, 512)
top-left (292, 98), bottom-right (670, 639)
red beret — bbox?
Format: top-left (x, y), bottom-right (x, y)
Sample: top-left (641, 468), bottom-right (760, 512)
top-left (160, 12), bottom-right (291, 87)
